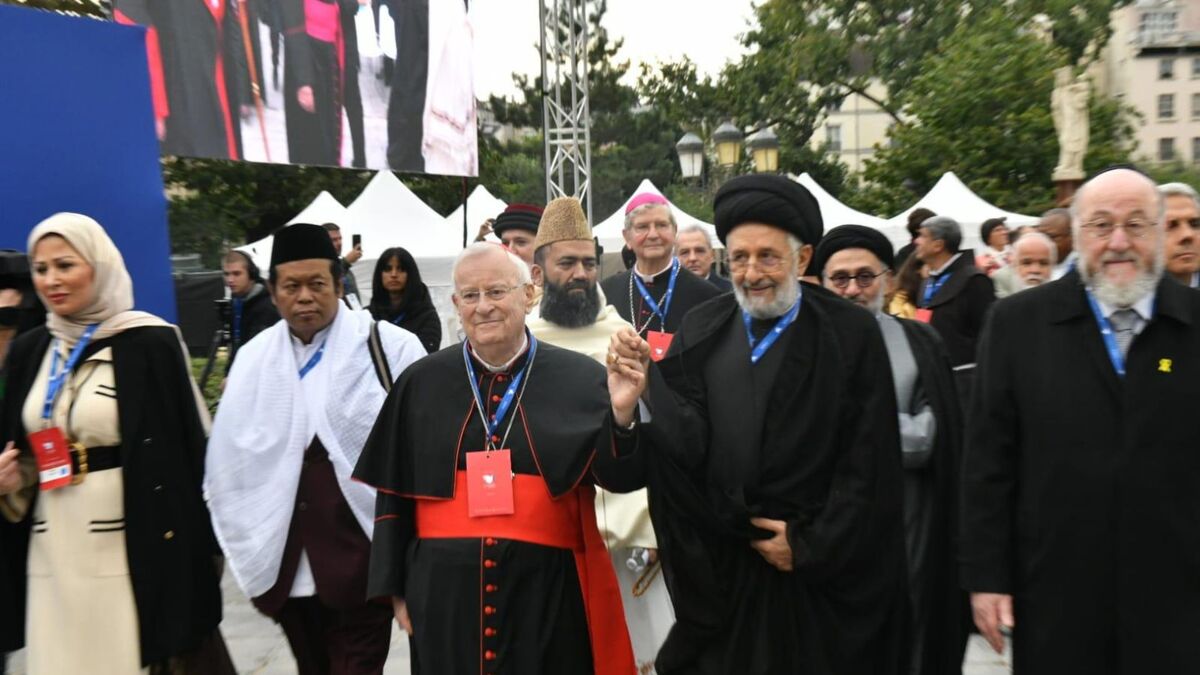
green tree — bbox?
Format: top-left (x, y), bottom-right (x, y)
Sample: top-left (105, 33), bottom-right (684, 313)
top-left (849, 11), bottom-right (1135, 217)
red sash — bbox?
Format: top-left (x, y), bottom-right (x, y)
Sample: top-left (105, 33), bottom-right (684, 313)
top-left (416, 471), bottom-right (636, 675)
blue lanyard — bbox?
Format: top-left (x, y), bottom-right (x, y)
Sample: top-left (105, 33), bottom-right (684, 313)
top-left (463, 333), bottom-right (537, 441)
top-left (921, 273), bottom-right (950, 307)
top-left (43, 324), bottom-right (99, 421)
top-left (633, 259), bottom-right (681, 327)
top-left (298, 340), bottom-right (327, 379)
top-left (390, 311), bottom-right (407, 325)
top-left (1084, 291), bottom-right (1146, 378)
top-left (232, 297), bottom-right (244, 344)
top-left (743, 295), bottom-right (801, 364)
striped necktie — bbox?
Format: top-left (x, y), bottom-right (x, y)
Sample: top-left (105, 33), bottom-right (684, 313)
top-left (1109, 308), bottom-right (1138, 359)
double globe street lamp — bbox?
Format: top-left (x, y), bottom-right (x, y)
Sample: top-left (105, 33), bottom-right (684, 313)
top-left (674, 122), bottom-right (780, 182)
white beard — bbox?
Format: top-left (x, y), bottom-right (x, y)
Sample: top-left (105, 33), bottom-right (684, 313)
top-left (735, 275), bottom-right (802, 319)
top-left (1078, 248), bottom-right (1165, 308)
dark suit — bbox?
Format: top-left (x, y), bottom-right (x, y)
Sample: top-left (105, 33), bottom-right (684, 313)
top-left (919, 252), bottom-right (994, 368)
top-left (704, 272), bottom-right (733, 293)
top-left (960, 272), bottom-right (1200, 674)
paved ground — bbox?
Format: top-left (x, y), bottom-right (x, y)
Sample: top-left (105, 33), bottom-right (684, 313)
top-left (6, 568), bottom-right (1010, 674)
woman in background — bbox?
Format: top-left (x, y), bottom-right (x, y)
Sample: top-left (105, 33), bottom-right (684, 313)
top-left (367, 246), bottom-right (441, 353)
top-left (0, 213), bottom-right (232, 674)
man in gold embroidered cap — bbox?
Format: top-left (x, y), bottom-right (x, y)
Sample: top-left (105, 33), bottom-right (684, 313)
top-left (526, 198), bottom-right (671, 672)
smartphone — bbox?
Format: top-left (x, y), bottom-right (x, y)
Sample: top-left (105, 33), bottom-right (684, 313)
top-left (352, 233), bottom-right (362, 248)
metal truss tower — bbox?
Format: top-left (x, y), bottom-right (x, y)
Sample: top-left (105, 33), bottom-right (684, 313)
top-left (539, 0), bottom-right (593, 225)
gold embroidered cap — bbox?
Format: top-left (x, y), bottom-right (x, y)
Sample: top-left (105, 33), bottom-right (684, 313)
top-left (533, 197), bottom-right (592, 251)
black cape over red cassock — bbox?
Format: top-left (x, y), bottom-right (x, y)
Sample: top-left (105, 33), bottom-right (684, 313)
top-left (279, 0), bottom-right (342, 166)
top-left (114, 0), bottom-right (245, 159)
top-left (642, 288), bottom-right (909, 675)
top-left (353, 341), bottom-right (644, 675)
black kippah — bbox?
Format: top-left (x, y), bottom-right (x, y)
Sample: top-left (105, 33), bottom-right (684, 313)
top-left (270, 223), bottom-right (338, 269)
top-left (811, 224), bottom-right (895, 278)
top-left (713, 175), bottom-right (823, 246)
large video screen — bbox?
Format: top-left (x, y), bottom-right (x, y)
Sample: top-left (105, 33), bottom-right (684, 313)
top-left (111, 0), bottom-right (477, 176)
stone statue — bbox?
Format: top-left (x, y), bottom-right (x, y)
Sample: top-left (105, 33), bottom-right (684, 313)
top-left (1051, 67), bottom-right (1089, 182)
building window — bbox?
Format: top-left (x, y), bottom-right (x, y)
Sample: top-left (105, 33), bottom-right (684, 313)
top-left (1193, 138), bottom-right (1200, 164)
top-left (1159, 93), bottom-right (1175, 120)
top-left (826, 125), bottom-right (842, 153)
top-left (825, 98), bottom-right (843, 114)
top-left (1193, 58), bottom-right (1200, 79)
top-left (1160, 58), bottom-right (1175, 80)
top-left (1193, 93), bottom-right (1200, 119)
top-left (1140, 10), bottom-right (1179, 36)
top-left (1160, 138), bottom-right (1177, 162)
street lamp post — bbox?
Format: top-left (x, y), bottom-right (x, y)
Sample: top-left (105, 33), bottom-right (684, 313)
top-left (712, 122), bottom-right (745, 168)
top-left (746, 128), bottom-right (780, 173)
top-left (675, 132), bottom-right (705, 180)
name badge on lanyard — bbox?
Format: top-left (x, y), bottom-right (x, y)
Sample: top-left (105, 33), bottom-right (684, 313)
top-left (462, 334), bottom-right (538, 517)
top-left (29, 324), bottom-right (98, 490)
top-left (922, 273), bottom-right (949, 308)
top-left (743, 294), bottom-right (801, 364)
top-left (646, 330), bottom-right (673, 361)
top-left (633, 259), bottom-right (680, 336)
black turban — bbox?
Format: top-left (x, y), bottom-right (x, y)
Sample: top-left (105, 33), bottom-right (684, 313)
top-left (270, 223), bottom-right (338, 269)
top-left (713, 174), bottom-right (823, 246)
top-left (492, 203), bottom-right (544, 238)
top-left (811, 224), bottom-right (895, 278)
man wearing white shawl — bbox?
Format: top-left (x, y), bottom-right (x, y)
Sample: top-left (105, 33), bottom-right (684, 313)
top-left (206, 223), bottom-right (426, 674)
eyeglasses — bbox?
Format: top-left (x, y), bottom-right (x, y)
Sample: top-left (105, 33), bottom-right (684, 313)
top-left (456, 285), bottom-right (523, 305)
top-left (728, 252), bottom-right (788, 273)
top-left (1079, 219), bottom-right (1155, 240)
top-left (827, 270), bottom-right (888, 289)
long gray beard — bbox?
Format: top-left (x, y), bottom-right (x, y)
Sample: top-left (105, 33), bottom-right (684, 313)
top-left (540, 278), bottom-right (602, 328)
top-left (735, 275), bottom-right (802, 319)
top-left (1078, 248), bottom-right (1164, 308)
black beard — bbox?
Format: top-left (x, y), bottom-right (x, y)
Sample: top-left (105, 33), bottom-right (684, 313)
top-left (540, 278), bottom-right (601, 328)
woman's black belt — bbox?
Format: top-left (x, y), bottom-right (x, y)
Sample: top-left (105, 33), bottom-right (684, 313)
top-left (69, 444), bottom-right (121, 482)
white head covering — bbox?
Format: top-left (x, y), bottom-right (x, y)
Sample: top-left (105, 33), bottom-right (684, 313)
top-left (26, 212), bottom-right (166, 345)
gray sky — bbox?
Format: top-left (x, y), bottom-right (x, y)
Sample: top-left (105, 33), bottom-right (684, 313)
top-left (471, 0), bottom-right (758, 98)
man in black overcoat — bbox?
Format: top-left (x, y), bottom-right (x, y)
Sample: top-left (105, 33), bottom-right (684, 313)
top-left (962, 167), bottom-right (1200, 674)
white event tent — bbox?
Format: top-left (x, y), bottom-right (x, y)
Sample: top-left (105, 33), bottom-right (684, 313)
top-left (235, 190), bottom-right (350, 271)
top-left (792, 173), bottom-right (899, 242)
top-left (592, 179), bottom-right (721, 253)
top-left (444, 184), bottom-right (508, 240)
top-left (886, 172), bottom-right (1038, 251)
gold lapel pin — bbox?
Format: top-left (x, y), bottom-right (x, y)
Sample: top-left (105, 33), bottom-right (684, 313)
top-left (1158, 358), bottom-right (1173, 374)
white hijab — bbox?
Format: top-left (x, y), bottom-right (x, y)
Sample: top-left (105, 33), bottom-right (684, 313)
top-left (27, 212), bottom-right (167, 345)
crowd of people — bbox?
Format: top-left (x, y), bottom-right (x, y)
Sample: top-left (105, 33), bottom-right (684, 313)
top-left (0, 166), bottom-right (1199, 675)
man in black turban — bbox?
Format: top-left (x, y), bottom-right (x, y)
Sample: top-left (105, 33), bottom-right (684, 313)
top-left (614, 174), bottom-right (909, 674)
top-left (817, 224), bottom-right (970, 675)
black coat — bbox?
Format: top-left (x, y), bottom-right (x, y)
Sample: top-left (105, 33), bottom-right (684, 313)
top-left (643, 288), bottom-right (907, 674)
top-left (919, 252), bottom-right (994, 368)
top-left (600, 263), bottom-right (723, 334)
top-left (369, 288), bottom-right (442, 354)
top-left (227, 287), bottom-right (280, 372)
top-left (0, 326), bottom-right (222, 665)
top-left (960, 272), bottom-right (1200, 674)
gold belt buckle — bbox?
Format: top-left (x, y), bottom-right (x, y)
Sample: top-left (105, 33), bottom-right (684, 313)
top-left (70, 442), bottom-right (88, 485)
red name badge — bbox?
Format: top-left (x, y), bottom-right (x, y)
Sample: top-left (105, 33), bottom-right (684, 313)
top-left (27, 427), bottom-right (73, 491)
top-left (914, 308), bottom-right (933, 324)
top-left (466, 450), bottom-right (514, 517)
top-left (647, 330), bottom-right (674, 362)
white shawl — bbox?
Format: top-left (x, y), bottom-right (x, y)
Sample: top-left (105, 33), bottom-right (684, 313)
top-left (204, 307), bottom-right (426, 598)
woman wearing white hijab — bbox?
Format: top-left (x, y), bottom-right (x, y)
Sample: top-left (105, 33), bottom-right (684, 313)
top-left (0, 213), bottom-right (234, 674)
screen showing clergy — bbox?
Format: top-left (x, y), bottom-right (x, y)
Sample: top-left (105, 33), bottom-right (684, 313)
top-left (111, 0), bottom-right (479, 175)
top-left (353, 242), bottom-right (649, 675)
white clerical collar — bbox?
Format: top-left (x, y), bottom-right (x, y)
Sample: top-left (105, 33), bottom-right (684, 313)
top-left (1095, 290), bottom-right (1156, 323)
top-left (928, 252), bottom-right (963, 277)
top-left (472, 333), bottom-right (529, 372)
top-left (634, 258), bottom-right (675, 283)
top-left (1192, 271), bottom-right (1199, 289)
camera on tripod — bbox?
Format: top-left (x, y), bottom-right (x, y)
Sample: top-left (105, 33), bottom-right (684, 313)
top-left (214, 298), bottom-right (233, 337)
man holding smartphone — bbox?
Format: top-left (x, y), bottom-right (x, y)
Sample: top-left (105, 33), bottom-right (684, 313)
top-left (322, 222), bottom-right (363, 308)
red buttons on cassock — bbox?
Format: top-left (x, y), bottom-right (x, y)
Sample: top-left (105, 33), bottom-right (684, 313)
top-left (484, 605), bottom-right (496, 615)
top-left (484, 537), bottom-right (497, 546)
top-left (484, 559), bottom-right (496, 568)
top-left (496, 374), bottom-right (506, 382)
top-left (485, 584), bottom-right (497, 592)
top-left (485, 650), bottom-right (496, 661)
top-left (491, 394), bottom-right (501, 403)
top-left (484, 627), bottom-right (497, 637)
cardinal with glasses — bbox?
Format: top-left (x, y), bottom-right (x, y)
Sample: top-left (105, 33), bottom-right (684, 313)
top-left (813, 224), bottom-right (968, 675)
top-left (354, 242), bottom-right (649, 675)
top-left (612, 175), bottom-right (907, 675)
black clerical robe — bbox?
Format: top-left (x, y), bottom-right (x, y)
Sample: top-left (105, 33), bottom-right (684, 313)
top-left (353, 341), bottom-right (643, 675)
top-left (643, 288), bottom-right (907, 675)
top-left (600, 263), bottom-right (723, 336)
top-left (280, 0), bottom-right (343, 166)
top-left (114, 0), bottom-right (245, 159)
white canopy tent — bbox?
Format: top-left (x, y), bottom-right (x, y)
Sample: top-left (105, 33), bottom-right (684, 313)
top-left (592, 179), bottom-right (722, 253)
top-left (886, 172), bottom-right (1039, 251)
top-left (235, 191), bottom-right (349, 270)
top-left (792, 173), bottom-right (901, 244)
top-left (444, 184), bottom-right (508, 239)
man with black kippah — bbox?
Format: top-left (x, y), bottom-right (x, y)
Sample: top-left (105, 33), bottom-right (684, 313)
top-left (816, 224), bottom-right (968, 675)
top-left (612, 175), bottom-right (907, 674)
top-left (481, 203), bottom-right (544, 267)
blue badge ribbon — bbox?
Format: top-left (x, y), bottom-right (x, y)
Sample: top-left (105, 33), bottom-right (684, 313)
top-left (743, 294), bottom-right (802, 364)
top-left (297, 340), bottom-right (327, 379)
top-left (43, 324), bottom-right (99, 421)
top-left (633, 259), bottom-right (681, 328)
top-left (232, 297), bottom-right (244, 344)
top-left (391, 311), bottom-right (407, 326)
top-left (463, 332), bottom-right (538, 442)
top-left (921, 273), bottom-right (950, 307)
